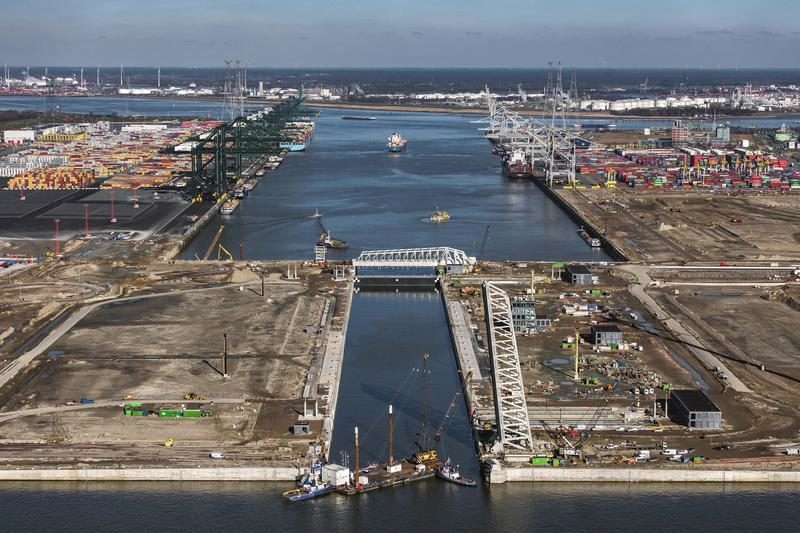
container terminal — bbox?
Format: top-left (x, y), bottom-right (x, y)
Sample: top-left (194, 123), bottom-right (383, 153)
top-left (0, 88), bottom-right (799, 485)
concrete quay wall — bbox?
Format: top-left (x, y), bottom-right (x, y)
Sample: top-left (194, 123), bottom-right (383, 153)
top-left (0, 466), bottom-right (303, 482)
top-left (500, 466), bottom-right (800, 483)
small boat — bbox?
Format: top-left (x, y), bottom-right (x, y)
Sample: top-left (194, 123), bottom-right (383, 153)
top-left (220, 198), bottom-right (240, 215)
top-left (312, 209), bottom-right (322, 218)
top-left (342, 115), bottom-right (377, 121)
top-left (430, 208), bottom-right (450, 223)
top-left (436, 460), bottom-right (477, 487)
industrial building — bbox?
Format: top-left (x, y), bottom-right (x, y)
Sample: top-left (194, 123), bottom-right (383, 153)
top-left (668, 389), bottom-right (722, 429)
top-left (563, 264), bottom-right (593, 285)
top-left (671, 120), bottom-right (690, 146)
top-left (591, 325), bottom-right (623, 347)
top-left (510, 296), bottom-right (551, 333)
top-left (3, 130), bottom-right (36, 145)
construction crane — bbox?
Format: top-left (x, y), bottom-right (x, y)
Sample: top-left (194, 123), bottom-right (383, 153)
top-left (433, 371), bottom-right (473, 443)
top-left (202, 225), bottom-right (225, 260)
top-left (478, 224), bottom-right (490, 255)
top-left (571, 382), bottom-right (618, 451)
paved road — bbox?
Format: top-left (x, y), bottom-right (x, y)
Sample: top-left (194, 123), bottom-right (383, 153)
top-left (614, 264), bottom-right (752, 394)
top-left (0, 398), bottom-right (247, 423)
top-left (0, 281), bottom-right (262, 393)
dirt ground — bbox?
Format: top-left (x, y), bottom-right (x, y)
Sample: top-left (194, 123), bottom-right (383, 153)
top-left (561, 189), bottom-right (800, 262)
top-left (673, 288), bottom-right (800, 375)
top-left (451, 265), bottom-right (800, 465)
top-left (0, 260), bottom-right (340, 467)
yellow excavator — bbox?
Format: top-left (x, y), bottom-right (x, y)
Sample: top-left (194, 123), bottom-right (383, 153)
top-left (217, 244), bottom-right (233, 261)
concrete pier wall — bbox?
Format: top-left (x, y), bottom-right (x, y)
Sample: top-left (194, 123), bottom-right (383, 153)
top-left (161, 200), bottom-right (222, 261)
top-left (530, 179), bottom-right (628, 261)
top-left (500, 466), bottom-right (800, 483)
top-left (0, 466), bottom-right (304, 482)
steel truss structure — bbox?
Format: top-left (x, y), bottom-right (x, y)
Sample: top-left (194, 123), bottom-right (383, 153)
top-left (482, 282), bottom-right (534, 456)
top-left (482, 87), bottom-right (579, 187)
top-left (352, 247), bottom-right (477, 268)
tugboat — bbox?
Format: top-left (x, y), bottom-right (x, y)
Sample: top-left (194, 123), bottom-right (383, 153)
top-left (318, 231), bottom-right (348, 249)
top-left (430, 208), bottom-right (450, 223)
top-left (436, 459), bottom-right (477, 487)
top-left (282, 461), bottom-right (334, 502)
top-left (387, 132), bottom-right (408, 153)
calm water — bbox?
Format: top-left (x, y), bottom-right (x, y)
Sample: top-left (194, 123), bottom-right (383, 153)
top-left (181, 107), bottom-right (609, 261)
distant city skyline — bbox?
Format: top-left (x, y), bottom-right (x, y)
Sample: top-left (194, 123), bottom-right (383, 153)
top-left (3, 0), bottom-right (799, 68)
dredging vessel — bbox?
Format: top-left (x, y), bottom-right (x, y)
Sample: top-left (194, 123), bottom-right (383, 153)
top-left (284, 354), bottom-right (477, 502)
top-left (318, 231), bottom-right (348, 249)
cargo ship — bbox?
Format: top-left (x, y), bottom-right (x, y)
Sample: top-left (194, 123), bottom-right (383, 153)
top-left (280, 121), bottom-right (315, 152)
top-left (342, 116), bottom-right (377, 121)
top-left (220, 198), bottom-right (240, 215)
top-left (387, 132), bottom-right (407, 153)
top-left (279, 141), bottom-right (306, 152)
top-left (578, 226), bottom-right (601, 247)
top-left (502, 148), bottom-right (533, 179)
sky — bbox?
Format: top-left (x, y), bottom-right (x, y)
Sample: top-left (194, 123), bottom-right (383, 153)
top-left (2, 0), bottom-right (799, 68)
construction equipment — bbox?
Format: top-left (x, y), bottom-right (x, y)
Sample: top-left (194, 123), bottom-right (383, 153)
top-left (203, 225), bottom-right (225, 260)
top-left (433, 372), bottom-right (473, 443)
top-left (164, 438), bottom-right (174, 447)
top-left (217, 244), bottom-right (234, 261)
top-left (184, 392), bottom-right (205, 401)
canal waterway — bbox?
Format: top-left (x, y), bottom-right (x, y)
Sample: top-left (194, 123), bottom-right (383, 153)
top-left (181, 106), bottom-right (609, 261)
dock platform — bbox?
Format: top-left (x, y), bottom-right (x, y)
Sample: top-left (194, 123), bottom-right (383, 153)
top-left (336, 460), bottom-right (442, 496)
